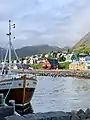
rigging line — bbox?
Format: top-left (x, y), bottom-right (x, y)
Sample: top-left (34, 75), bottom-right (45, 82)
top-left (3, 43), bottom-right (9, 49)
top-left (3, 77), bottom-right (14, 104)
top-left (11, 42), bottom-right (24, 70)
top-left (11, 42), bottom-right (19, 61)
top-left (3, 38), bottom-right (15, 49)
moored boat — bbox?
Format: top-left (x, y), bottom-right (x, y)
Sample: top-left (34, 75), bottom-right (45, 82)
top-left (0, 20), bottom-right (37, 112)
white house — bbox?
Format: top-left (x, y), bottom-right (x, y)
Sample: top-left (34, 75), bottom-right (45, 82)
top-left (45, 54), bottom-right (49, 58)
top-left (79, 53), bottom-right (90, 62)
top-left (23, 60), bottom-right (27, 64)
top-left (65, 54), bottom-right (73, 62)
top-left (79, 57), bottom-right (86, 62)
top-left (19, 61), bottom-right (22, 64)
top-left (57, 53), bottom-right (61, 58)
top-left (13, 65), bottom-right (18, 70)
top-left (30, 59), bottom-right (34, 64)
top-left (14, 60), bottom-right (17, 64)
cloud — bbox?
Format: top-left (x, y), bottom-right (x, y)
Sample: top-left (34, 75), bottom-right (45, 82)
top-left (0, 0), bottom-right (90, 48)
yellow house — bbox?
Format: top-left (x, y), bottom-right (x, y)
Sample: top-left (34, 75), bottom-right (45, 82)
top-left (69, 61), bottom-right (88, 70)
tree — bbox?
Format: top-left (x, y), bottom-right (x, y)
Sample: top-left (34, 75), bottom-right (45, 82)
top-left (17, 60), bottom-right (19, 63)
top-left (58, 55), bottom-right (66, 62)
top-left (42, 53), bottom-right (46, 58)
top-left (68, 49), bottom-right (70, 53)
top-left (85, 51), bottom-right (89, 55)
top-left (61, 55), bottom-right (66, 61)
top-left (71, 54), bottom-right (76, 61)
top-left (48, 53), bottom-right (52, 59)
top-left (53, 52), bottom-right (57, 58)
top-left (59, 53), bottom-right (62, 57)
top-left (77, 53), bottom-right (79, 58)
top-left (21, 57), bottom-right (25, 61)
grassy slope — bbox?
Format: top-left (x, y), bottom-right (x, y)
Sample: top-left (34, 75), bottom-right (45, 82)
top-left (30, 64), bottom-right (43, 69)
top-left (72, 32), bottom-right (90, 53)
top-left (60, 62), bottom-right (71, 69)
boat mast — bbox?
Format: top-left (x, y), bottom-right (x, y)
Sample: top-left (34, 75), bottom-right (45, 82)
top-left (7, 20), bottom-right (15, 73)
top-left (1, 20), bottom-right (16, 74)
top-left (8, 20), bottom-right (12, 73)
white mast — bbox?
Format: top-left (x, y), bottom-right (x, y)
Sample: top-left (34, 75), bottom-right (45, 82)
top-left (1, 20), bottom-right (12, 74)
top-left (8, 20), bottom-right (12, 73)
top-left (1, 20), bottom-right (19, 75)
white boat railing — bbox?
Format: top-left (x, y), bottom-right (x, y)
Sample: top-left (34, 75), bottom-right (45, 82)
top-left (0, 72), bottom-right (36, 81)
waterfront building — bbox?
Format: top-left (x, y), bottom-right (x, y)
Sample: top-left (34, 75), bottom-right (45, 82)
top-left (43, 58), bottom-right (59, 69)
top-left (78, 53), bottom-right (90, 62)
top-left (69, 61), bottom-right (90, 70)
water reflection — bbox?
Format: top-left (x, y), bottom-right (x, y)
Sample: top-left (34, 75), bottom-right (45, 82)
top-left (31, 76), bottom-right (90, 113)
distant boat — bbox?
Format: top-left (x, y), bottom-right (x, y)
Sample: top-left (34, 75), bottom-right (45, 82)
top-left (0, 20), bottom-right (37, 112)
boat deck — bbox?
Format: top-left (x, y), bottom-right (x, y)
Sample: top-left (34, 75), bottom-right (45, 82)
top-left (0, 72), bottom-right (36, 81)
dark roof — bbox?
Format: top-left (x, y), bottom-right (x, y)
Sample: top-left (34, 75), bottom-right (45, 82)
top-left (47, 59), bottom-right (59, 66)
top-left (16, 64), bottom-right (29, 69)
top-left (79, 53), bottom-right (89, 57)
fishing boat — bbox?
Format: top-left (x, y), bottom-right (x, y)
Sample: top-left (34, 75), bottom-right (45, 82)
top-left (0, 20), bottom-right (37, 112)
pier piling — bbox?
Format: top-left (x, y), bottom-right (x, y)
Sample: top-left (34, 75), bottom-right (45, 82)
top-left (0, 94), bottom-right (4, 105)
top-left (9, 100), bottom-right (15, 114)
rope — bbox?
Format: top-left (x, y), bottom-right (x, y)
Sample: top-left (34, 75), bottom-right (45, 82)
top-left (4, 77), bottom-right (15, 104)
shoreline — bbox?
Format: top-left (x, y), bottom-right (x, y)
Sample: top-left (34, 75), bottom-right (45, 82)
top-left (4, 108), bottom-right (90, 120)
top-left (12, 69), bottom-right (90, 79)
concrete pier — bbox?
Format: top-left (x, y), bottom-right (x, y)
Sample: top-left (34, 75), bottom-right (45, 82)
top-left (12, 69), bottom-right (90, 78)
top-left (0, 94), bottom-right (19, 119)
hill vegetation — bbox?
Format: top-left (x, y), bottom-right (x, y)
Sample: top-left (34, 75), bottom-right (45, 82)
top-left (15, 44), bottom-right (62, 58)
top-left (72, 32), bottom-right (90, 53)
top-left (0, 47), bottom-right (6, 60)
top-left (0, 44), bottom-right (62, 58)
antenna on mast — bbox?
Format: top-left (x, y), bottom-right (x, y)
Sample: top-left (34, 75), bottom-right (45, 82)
top-left (7, 20), bottom-right (15, 73)
top-left (1, 20), bottom-right (17, 74)
top-left (8, 20), bottom-right (12, 73)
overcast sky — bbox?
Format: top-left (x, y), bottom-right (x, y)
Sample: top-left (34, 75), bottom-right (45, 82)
top-left (0, 0), bottom-right (90, 48)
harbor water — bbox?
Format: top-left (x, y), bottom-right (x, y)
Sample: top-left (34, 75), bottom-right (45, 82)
top-left (31, 76), bottom-right (90, 113)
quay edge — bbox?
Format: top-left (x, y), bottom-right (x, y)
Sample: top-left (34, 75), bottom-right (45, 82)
top-left (12, 69), bottom-right (90, 78)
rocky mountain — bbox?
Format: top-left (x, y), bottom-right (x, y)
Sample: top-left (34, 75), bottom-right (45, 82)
top-left (72, 32), bottom-right (90, 53)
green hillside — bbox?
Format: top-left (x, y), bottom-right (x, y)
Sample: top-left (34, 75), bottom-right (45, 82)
top-left (15, 44), bottom-right (62, 58)
top-left (72, 32), bottom-right (90, 53)
top-left (0, 44), bottom-right (62, 58)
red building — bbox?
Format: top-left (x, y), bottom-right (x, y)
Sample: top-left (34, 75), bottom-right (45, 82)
top-left (43, 59), bottom-right (59, 69)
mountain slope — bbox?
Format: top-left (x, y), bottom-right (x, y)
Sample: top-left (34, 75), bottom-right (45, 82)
top-left (0, 47), bottom-right (6, 59)
top-left (15, 44), bottom-right (61, 57)
top-left (72, 32), bottom-right (90, 52)
top-left (0, 44), bottom-right (62, 58)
